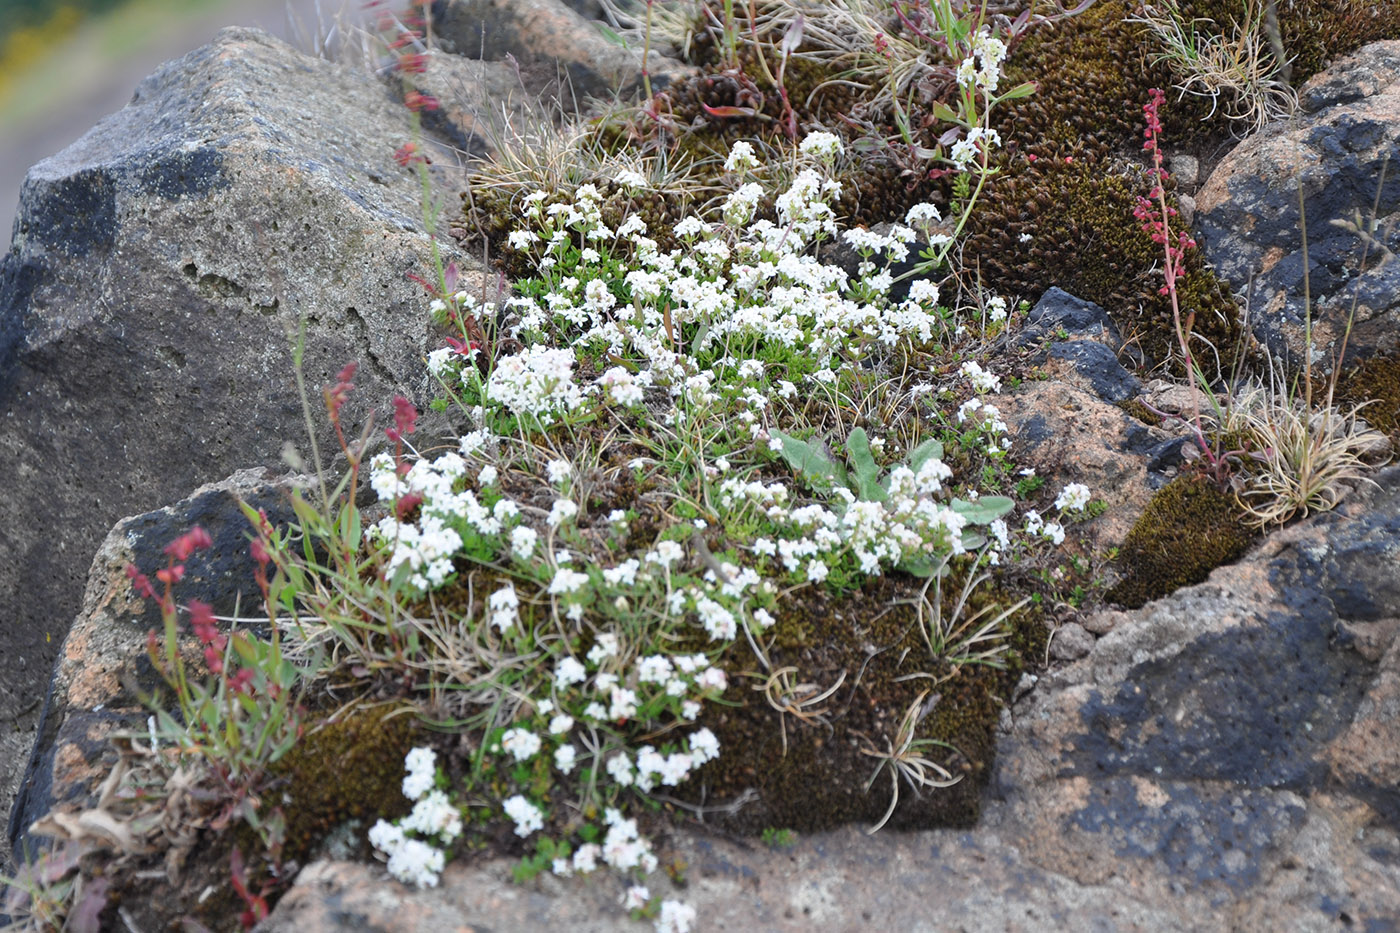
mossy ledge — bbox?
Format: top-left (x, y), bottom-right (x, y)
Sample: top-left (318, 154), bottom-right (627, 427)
top-left (676, 572), bottom-right (1045, 834)
top-left (1108, 472), bottom-right (1259, 609)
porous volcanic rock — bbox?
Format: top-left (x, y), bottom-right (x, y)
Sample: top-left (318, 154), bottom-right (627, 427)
top-left (430, 0), bottom-right (694, 105)
top-left (6, 469), bottom-right (310, 867)
top-left (0, 26), bottom-right (477, 867)
top-left (260, 468), bottom-right (1400, 932)
top-left (1196, 41), bottom-right (1400, 369)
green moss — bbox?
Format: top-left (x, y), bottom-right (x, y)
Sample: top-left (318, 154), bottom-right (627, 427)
top-left (1338, 353), bottom-right (1400, 443)
top-left (1108, 472), bottom-right (1258, 609)
top-left (676, 570), bottom-right (1041, 834)
top-left (268, 705), bottom-right (417, 864)
top-left (1119, 397), bottom-right (1161, 425)
top-left (965, 153), bottom-right (1243, 370)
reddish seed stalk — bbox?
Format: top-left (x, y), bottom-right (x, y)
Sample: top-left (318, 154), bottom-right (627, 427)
top-left (1137, 88), bottom-right (1221, 473)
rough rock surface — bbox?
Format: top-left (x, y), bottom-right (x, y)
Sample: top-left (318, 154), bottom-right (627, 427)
top-left (404, 54), bottom-right (540, 162)
top-left (998, 289), bottom-right (1178, 551)
top-left (1196, 41), bottom-right (1400, 368)
top-left (6, 469), bottom-right (310, 866)
top-left (431, 0), bottom-right (694, 106)
top-left (255, 468), bottom-right (1400, 932)
top-left (0, 27), bottom-right (476, 868)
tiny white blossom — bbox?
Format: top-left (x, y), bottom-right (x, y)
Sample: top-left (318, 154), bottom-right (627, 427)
top-left (1054, 483), bottom-right (1092, 512)
top-left (502, 795), bottom-right (544, 837)
top-left (500, 727), bottom-right (542, 762)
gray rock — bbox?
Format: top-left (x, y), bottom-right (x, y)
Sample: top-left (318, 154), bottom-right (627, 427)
top-left (404, 55), bottom-right (540, 162)
top-left (260, 469), bottom-right (1400, 931)
top-left (1168, 153), bottom-right (1199, 187)
top-left (0, 26), bottom-right (477, 868)
top-left (1196, 41), bottom-right (1400, 369)
top-left (1049, 621), bottom-right (1095, 660)
top-left (1047, 339), bottom-right (1144, 403)
top-left (6, 469), bottom-right (310, 868)
top-left (998, 379), bottom-right (1180, 549)
top-left (1016, 286), bottom-right (1123, 349)
top-left (431, 0), bottom-right (694, 106)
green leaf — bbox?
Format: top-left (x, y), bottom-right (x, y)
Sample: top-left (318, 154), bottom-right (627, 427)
top-left (960, 530), bottom-right (988, 551)
top-left (950, 496), bottom-right (1015, 525)
top-left (289, 492), bottom-right (324, 535)
top-left (907, 438), bottom-right (945, 473)
top-left (845, 428), bottom-right (887, 502)
top-left (690, 323), bottom-right (711, 356)
top-left (928, 100), bottom-right (961, 124)
top-left (595, 22), bottom-right (627, 48)
top-left (770, 429), bottom-right (848, 492)
top-left (899, 555), bottom-right (935, 578)
top-left (993, 80), bottom-right (1037, 103)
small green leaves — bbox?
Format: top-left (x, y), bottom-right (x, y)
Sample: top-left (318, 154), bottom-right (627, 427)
top-left (950, 496), bottom-right (1015, 525)
top-left (907, 437), bottom-right (945, 473)
top-left (845, 428), bottom-right (887, 503)
top-left (770, 428), bottom-right (848, 492)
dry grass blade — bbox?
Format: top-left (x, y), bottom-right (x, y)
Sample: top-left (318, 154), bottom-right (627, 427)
top-left (755, 665), bottom-right (846, 756)
top-left (858, 690), bottom-right (962, 834)
top-left (1228, 381), bottom-right (1390, 526)
top-left (1131, 0), bottom-right (1298, 132)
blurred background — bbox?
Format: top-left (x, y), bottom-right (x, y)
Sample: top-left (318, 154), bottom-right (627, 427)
top-left (0, 0), bottom-right (368, 239)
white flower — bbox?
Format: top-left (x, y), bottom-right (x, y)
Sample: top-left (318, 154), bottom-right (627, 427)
top-left (908, 279), bottom-right (941, 305)
top-left (624, 885), bottom-right (651, 911)
top-left (510, 525), bottom-right (538, 559)
top-left (549, 713), bottom-right (575, 735)
top-left (402, 768), bottom-right (435, 802)
top-left (402, 790), bottom-right (462, 843)
top-left (572, 843), bottom-right (601, 873)
top-left (507, 229), bottom-right (538, 250)
top-left (609, 686), bottom-right (640, 721)
top-left (385, 838), bottom-right (445, 889)
top-left (477, 464), bottom-right (498, 486)
top-left (502, 795), bottom-right (544, 837)
top-left (547, 498), bottom-right (579, 528)
top-left (554, 744), bottom-right (578, 774)
top-left (1054, 483), bottom-right (1092, 512)
top-left (724, 140), bottom-right (758, 172)
top-left (688, 727), bottom-right (720, 765)
top-left (368, 819), bottom-right (405, 855)
top-left (500, 727), bottom-right (542, 762)
top-left (549, 567), bottom-right (590, 595)
top-left (546, 459), bottom-right (572, 485)
top-left (555, 656), bottom-right (587, 689)
top-left (404, 746), bottom-right (436, 778)
top-left (488, 584), bottom-right (519, 633)
top-left (615, 169), bottom-right (648, 189)
top-left (656, 900), bottom-right (698, 933)
top-left (606, 752), bottom-right (635, 787)
top-left (960, 360), bottom-right (1002, 394)
top-left (427, 347), bottom-right (457, 379)
top-left (799, 131), bottom-right (843, 160)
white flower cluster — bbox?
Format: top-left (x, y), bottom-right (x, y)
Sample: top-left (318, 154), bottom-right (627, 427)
top-left (367, 747), bottom-right (460, 889)
top-left (488, 344), bottom-right (588, 424)
top-left (956, 25), bottom-right (1009, 93)
top-left (1054, 482), bottom-right (1092, 512)
top-left (366, 448), bottom-right (526, 593)
top-left (960, 360), bottom-right (1002, 394)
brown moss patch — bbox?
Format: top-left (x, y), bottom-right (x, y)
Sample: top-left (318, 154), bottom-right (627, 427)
top-left (676, 571), bottom-right (1042, 834)
top-left (1338, 352), bottom-right (1400, 443)
top-left (268, 704), bottom-right (418, 864)
top-left (1108, 472), bottom-right (1258, 608)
